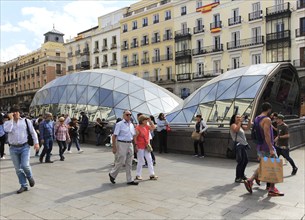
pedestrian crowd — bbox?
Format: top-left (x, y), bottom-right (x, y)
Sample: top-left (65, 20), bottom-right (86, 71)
top-left (0, 102), bottom-right (300, 197)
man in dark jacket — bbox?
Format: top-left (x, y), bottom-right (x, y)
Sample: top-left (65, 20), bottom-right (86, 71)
top-left (79, 112), bottom-right (88, 143)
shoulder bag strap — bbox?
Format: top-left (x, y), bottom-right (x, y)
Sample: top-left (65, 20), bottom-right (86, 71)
top-left (25, 119), bottom-right (31, 136)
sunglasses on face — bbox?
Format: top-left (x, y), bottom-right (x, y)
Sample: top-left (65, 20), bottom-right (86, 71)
top-left (125, 114), bottom-right (131, 116)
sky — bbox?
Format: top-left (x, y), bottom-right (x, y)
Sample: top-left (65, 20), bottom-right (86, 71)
top-left (0, 0), bottom-right (138, 63)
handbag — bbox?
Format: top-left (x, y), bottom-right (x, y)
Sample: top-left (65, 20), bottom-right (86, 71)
top-left (258, 157), bottom-right (283, 183)
top-left (166, 125), bottom-right (171, 132)
top-left (146, 143), bottom-right (153, 152)
top-left (226, 132), bottom-right (237, 159)
top-left (191, 131), bottom-right (201, 140)
top-left (25, 119), bottom-right (34, 146)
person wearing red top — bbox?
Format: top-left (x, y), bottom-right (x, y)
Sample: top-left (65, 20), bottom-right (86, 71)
top-left (135, 115), bottom-right (158, 180)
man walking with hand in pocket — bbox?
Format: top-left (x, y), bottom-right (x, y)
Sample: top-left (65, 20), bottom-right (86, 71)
top-left (4, 105), bottom-right (39, 194)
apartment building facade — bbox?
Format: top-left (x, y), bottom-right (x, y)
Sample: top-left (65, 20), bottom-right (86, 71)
top-left (0, 28), bottom-right (66, 111)
top-left (120, 0), bottom-right (176, 92)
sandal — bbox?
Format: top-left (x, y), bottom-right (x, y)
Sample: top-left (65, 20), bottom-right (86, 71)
top-left (149, 175), bottom-right (158, 180)
top-left (135, 176), bottom-right (142, 180)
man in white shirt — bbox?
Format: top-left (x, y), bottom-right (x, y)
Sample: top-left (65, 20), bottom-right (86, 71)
top-left (4, 105), bottom-right (39, 194)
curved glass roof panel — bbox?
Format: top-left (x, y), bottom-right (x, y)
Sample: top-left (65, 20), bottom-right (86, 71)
top-left (30, 69), bottom-right (182, 122)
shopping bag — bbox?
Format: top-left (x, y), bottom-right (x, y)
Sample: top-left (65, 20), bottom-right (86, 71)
top-left (191, 131), bottom-right (201, 140)
top-left (258, 157), bottom-right (283, 183)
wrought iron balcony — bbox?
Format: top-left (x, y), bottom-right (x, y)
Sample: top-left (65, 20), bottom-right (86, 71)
top-left (152, 54), bottom-right (173, 63)
top-left (163, 33), bottom-right (173, 41)
top-left (42, 70), bottom-right (46, 74)
top-left (266, 2), bottom-right (291, 18)
top-left (68, 52), bottom-right (73, 58)
top-left (228, 16), bottom-right (241, 26)
top-left (141, 39), bottom-right (149, 46)
top-left (175, 49), bottom-right (192, 58)
top-left (227, 36), bottom-right (264, 50)
top-left (177, 73), bottom-right (191, 81)
top-left (141, 58), bottom-right (150, 65)
top-left (153, 19), bottom-right (159, 24)
top-left (102, 62), bottom-right (108, 68)
top-left (102, 46), bottom-right (108, 52)
top-left (296, 28), bottom-right (305, 38)
top-left (175, 28), bottom-right (191, 40)
top-left (93, 63), bottom-right (100, 69)
top-left (123, 29), bottom-right (128, 33)
top-left (248, 10), bottom-right (263, 21)
top-left (111, 43), bottom-right (117, 49)
top-left (111, 60), bottom-right (117, 66)
top-left (152, 36), bottom-right (161, 44)
top-left (297, 0), bottom-right (305, 9)
top-left (210, 21), bottom-right (222, 30)
top-left (75, 50), bottom-right (81, 56)
top-left (81, 61), bottom-right (90, 68)
top-left (121, 44), bottom-right (129, 51)
top-left (130, 41), bottom-right (138, 48)
top-left (83, 47), bottom-right (89, 55)
top-left (192, 44), bottom-right (223, 56)
top-left (266, 30), bottom-right (290, 42)
top-left (142, 23), bottom-right (148, 27)
top-left (192, 70), bottom-right (222, 79)
top-left (56, 70), bottom-right (62, 75)
top-left (193, 25), bottom-right (204, 34)
top-left (165, 16), bottom-right (171, 21)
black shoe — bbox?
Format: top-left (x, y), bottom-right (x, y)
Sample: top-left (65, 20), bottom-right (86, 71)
top-left (45, 160), bottom-right (54, 163)
top-left (127, 181), bottom-right (139, 185)
top-left (39, 157), bottom-right (43, 163)
top-left (17, 186), bottom-right (28, 194)
top-left (27, 177), bottom-right (35, 187)
top-left (235, 178), bottom-right (243, 183)
top-left (60, 158), bottom-right (65, 161)
top-left (109, 173), bottom-right (116, 184)
top-left (292, 167), bottom-right (298, 175)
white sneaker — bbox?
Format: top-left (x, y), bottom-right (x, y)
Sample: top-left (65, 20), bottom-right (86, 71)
top-left (78, 149), bottom-right (84, 153)
top-left (67, 150), bottom-right (72, 153)
top-left (0, 157), bottom-right (5, 160)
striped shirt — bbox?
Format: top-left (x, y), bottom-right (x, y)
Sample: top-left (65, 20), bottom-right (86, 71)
top-left (55, 123), bottom-right (70, 141)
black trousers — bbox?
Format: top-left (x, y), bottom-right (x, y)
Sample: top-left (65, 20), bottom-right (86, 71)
top-left (0, 135), bottom-right (5, 157)
top-left (158, 130), bottom-right (168, 153)
top-left (80, 126), bottom-right (88, 143)
top-left (57, 140), bottom-right (67, 159)
top-left (275, 146), bottom-right (297, 169)
top-left (235, 145), bottom-right (248, 179)
top-left (194, 140), bottom-right (204, 156)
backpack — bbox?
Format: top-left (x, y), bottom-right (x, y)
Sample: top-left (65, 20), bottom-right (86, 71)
top-left (251, 116), bottom-right (267, 145)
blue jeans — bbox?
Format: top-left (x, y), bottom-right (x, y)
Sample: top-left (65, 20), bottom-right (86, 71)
top-left (235, 144), bottom-right (248, 179)
top-left (40, 137), bottom-right (53, 162)
top-left (68, 137), bottom-right (80, 151)
top-left (9, 144), bottom-right (32, 187)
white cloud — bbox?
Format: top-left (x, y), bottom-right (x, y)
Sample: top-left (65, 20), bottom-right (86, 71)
top-left (0, 22), bottom-right (21, 32)
top-left (0, 44), bottom-right (32, 62)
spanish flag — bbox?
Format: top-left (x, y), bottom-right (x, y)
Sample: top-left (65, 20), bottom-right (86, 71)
top-left (196, 2), bottom-right (220, 13)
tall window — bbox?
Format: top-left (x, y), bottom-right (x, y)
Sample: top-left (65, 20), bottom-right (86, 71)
top-left (154, 68), bottom-right (161, 81)
top-left (153, 14), bottom-right (159, 24)
top-left (252, 54), bottom-right (261, 64)
top-left (132, 21), bottom-right (137, 30)
top-left (214, 36), bottom-right (221, 49)
top-left (231, 31), bottom-right (240, 47)
top-left (196, 0), bottom-right (202, 8)
top-left (197, 39), bottom-right (203, 49)
top-left (123, 24), bottom-right (128, 32)
top-left (165, 10), bottom-right (171, 20)
top-left (213, 60), bottom-right (221, 74)
top-left (197, 63), bottom-right (204, 75)
top-left (181, 6), bottom-right (187, 15)
top-left (252, 27), bottom-right (261, 43)
top-left (154, 49), bottom-right (160, 62)
top-left (143, 72), bottom-right (149, 80)
top-left (252, 2), bottom-right (260, 12)
top-left (166, 67), bottom-right (172, 80)
top-left (232, 57), bottom-right (240, 69)
top-left (142, 17), bottom-right (148, 27)
top-left (196, 18), bottom-right (203, 29)
top-left (232, 8), bottom-right (239, 21)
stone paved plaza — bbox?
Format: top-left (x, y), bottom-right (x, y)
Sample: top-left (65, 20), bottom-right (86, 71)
top-left (0, 144), bottom-right (304, 220)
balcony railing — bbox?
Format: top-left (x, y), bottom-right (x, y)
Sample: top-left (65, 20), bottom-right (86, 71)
top-left (192, 70), bottom-right (222, 79)
top-left (102, 62), bottom-right (108, 68)
top-left (177, 73), bottom-right (191, 81)
top-left (102, 46), bottom-right (108, 52)
top-left (111, 60), bottom-right (117, 66)
top-left (175, 28), bottom-right (191, 39)
top-left (122, 60), bottom-right (139, 68)
top-left (192, 44), bottom-right (223, 56)
top-left (141, 39), bottom-right (149, 46)
top-left (141, 58), bottom-right (150, 65)
top-left (193, 25), bottom-right (204, 34)
top-left (94, 48), bottom-right (99, 53)
top-left (266, 30), bottom-right (290, 41)
top-left (227, 36), bottom-right (264, 50)
top-left (121, 44), bottom-right (129, 51)
top-left (248, 10), bottom-right (263, 21)
top-left (181, 11), bottom-right (186, 16)
top-left (81, 61), bottom-right (90, 68)
top-left (228, 16), bottom-right (241, 26)
top-left (210, 21), bottom-right (222, 30)
top-left (293, 59), bottom-right (305, 68)
top-left (123, 29), bottom-right (128, 33)
top-left (111, 43), bottom-right (117, 49)
top-left (296, 29), bottom-right (305, 38)
top-left (227, 66), bottom-right (245, 71)
top-left (42, 70), bottom-right (46, 74)
top-left (175, 49), bottom-right (192, 58)
top-left (152, 36), bottom-right (161, 44)
top-left (131, 41), bottom-right (138, 48)
top-left (266, 2), bottom-right (291, 16)
top-left (56, 70), bottom-right (62, 75)
top-left (152, 54), bottom-right (173, 63)
top-left (153, 19), bottom-right (159, 24)
top-left (93, 63), bottom-right (100, 69)
top-left (83, 48), bottom-right (89, 55)
top-left (165, 16), bottom-right (171, 20)
top-left (297, 0), bottom-right (305, 9)
top-left (68, 52), bottom-right (73, 58)
top-left (75, 50), bottom-right (81, 56)
top-left (163, 33), bottom-right (173, 41)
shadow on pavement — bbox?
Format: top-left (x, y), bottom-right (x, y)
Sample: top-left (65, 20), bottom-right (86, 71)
top-left (197, 183), bottom-right (239, 201)
top-left (0, 191), bottom-right (17, 199)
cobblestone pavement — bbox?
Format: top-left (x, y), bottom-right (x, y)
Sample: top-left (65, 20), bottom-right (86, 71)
top-left (0, 144), bottom-right (304, 220)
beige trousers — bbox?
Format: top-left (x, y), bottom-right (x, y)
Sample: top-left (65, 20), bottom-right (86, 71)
top-left (110, 142), bottom-right (134, 182)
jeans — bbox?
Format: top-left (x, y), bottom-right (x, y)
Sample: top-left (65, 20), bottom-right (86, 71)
top-left (9, 144), bottom-right (32, 187)
top-left (96, 133), bottom-right (102, 145)
top-left (275, 146), bottom-right (297, 169)
top-left (194, 140), bottom-right (204, 156)
top-left (57, 140), bottom-right (67, 159)
top-left (68, 137), bottom-right (80, 151)
top-left (235, 144), bottom-right (248, 179)
top-left (40, 137), bottom-right (53, 162)
top-left (158, 130), bottom-right (168, 153)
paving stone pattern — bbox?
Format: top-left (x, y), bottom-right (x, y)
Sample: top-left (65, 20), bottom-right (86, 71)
top-left (0, 144), bottom-right (304, 220)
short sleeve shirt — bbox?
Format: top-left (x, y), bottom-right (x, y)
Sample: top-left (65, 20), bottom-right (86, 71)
top-left (136, 125), bottom-right (150, 149)
top-left (277, 123), bottom-right (289, 147)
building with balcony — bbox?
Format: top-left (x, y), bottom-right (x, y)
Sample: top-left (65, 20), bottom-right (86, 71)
top-left (0, 28), bottom-right (66, 112)
top-left (120, 0), bottom-right (175, 93)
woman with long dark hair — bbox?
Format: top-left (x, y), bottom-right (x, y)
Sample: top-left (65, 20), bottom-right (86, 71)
top-left (156, 113), bottom-right (169, 153)
top-left (229, 114), bottom-right (251, 183)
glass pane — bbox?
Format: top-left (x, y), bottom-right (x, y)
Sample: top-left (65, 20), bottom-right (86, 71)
top-left (129, 96), bottom-right (145, 109)
top-left (144, 90), bottom-right (158, 101)
top-left (56, 86), bottom-right (66, 104)
top-left (148, 99), bottom-right (163, 112)
top-left (129, 83), bottom-right (142, 94)
top-left (99, 89), bottom-right (113, 107)
top-left (68, 74), bottom-right (79, 85)
top-left (184, 91), bottom-right (200, 108)
top-left (236, 76), bottom-right (264, 97)
top-left (76, 85), bottom-right (88, 104)
top-left (89, 72), bottom-right (102, 87)
top-left (166, 110), bottom-right (180, 122)
top-left (113, 91), bottom-right (127, 106)
top-left (147, 103), bottom-right (164, 116)
top-left (100, 74), bottom-right (113, 87)
top-left (201, 84), bottom-right (218, 103)
top-left (77, 73), bottom-right (90, 85)
top-left (182, 106), bottom-right (198, 123)
top-left (216, 77), bottom-right (239, 98)
top-left (88, 89), bottom-right (100, 106)
top-left (102, 78), bottom-right (114, 90)
top-left (217, 78), bottom-right (241, 100)
top-left (115, 96), bottom-right (131, 110)
top-left (237, 78), bottom-right (264, 99)
top-left (199, 84), bottom-right (216, 102)
top-left (130, 89), bottom-right (146, 101)
top-left (172, 111), bottom-right (186, 123)
top-left (133, 102), bottom-right (150, 114)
